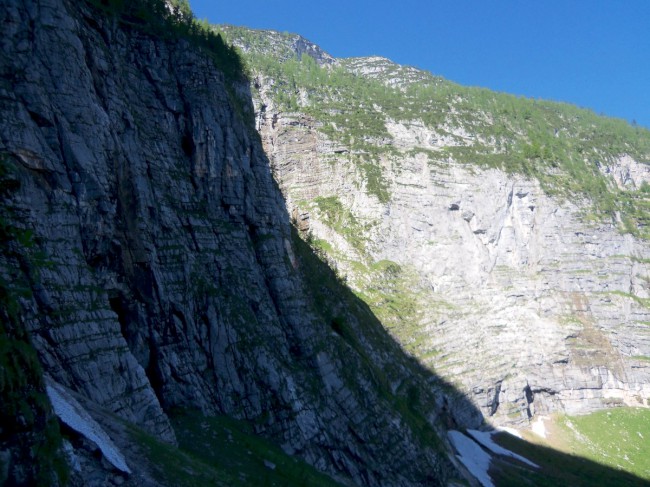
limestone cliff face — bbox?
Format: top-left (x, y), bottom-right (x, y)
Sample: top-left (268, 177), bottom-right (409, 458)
top-left (0, 1), bottom-right (463, 485)
top-left (243, 35), bottom-right (650, 427)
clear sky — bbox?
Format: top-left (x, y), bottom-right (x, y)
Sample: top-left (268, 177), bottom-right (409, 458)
top-left (189, 0), bottom-right (650, 128)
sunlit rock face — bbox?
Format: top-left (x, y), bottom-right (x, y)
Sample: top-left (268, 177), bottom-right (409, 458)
top-left (242, 37), bottom-right (650, 426)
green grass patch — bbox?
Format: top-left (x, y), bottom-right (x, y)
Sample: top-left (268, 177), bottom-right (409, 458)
top-left (606, 290), bottom-right (650, 308)
top-left (125, 409), bottom-right (344, 486)
top-left (168, 411), bottom-right (344, 487)
top-left (490, 430), bottom-right (650, 487)
top-left (557, 408), bottom-right (650, 480)
top-left (127, 423), bottom-right (227, 486)
top-left (309, 195), bottom-right (371, 254)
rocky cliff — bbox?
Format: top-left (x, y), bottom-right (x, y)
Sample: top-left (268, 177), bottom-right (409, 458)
top-left (221, 26), bottom-right (650, 427)
top-left (0, 1), bottom-right (473, 485)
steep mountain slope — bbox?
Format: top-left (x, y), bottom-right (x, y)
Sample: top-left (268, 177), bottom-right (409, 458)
top-left (221, 26), bottom-right (650, 426)
top-left (0, 1), bottom-right (476, 485)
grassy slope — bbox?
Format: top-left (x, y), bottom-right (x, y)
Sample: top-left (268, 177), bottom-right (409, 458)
top-left (489, 408), bottom-right (650, 486)
top-left (490, 431), bottom-right (650, 487)
top-left (559, 408), bottom-right (650, 480)
top-left (126, 411), bottom-right (344, 487)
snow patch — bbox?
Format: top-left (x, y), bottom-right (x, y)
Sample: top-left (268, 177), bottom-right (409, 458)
top-left (467, 429), bottom-right (538, 468)
top-left (448, 430), bottom-right (494, 487)
top-left (45, 378), bottom-right (131, 474)
top-left (532, 415), bottom-right (549, 438)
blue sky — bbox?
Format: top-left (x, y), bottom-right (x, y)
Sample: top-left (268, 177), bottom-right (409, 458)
top-left (189, 0), bottom-right (650, 128)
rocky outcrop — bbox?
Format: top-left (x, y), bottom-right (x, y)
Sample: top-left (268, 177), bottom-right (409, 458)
top-left (220, 25), bottom-right (335, 66)
top-left (0, 0), bottom-right (468, 485)
top-left (251, 54), bottom-right (650, 427)
top-left (600, 153), bottom-right (650, 190)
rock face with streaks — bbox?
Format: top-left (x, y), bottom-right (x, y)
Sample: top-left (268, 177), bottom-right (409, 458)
top-left (0, 1), bottom-right (467, 485)
top-left (230, 28), bottom-right (650, 427)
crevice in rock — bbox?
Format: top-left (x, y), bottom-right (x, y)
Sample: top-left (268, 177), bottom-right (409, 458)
top-left (108, 289), bottom-right (149, 369)
top-left (506, 185), bottom-right (514, 208)
top-left (524, 383), bottom-right (534, 419)
top-left (145, 343), bottom-right (166, 408)
top-left (489, 381), bottom-right (502, 416)
top-left (108, 294), bottom-right (130, 341)
top-left (181, 130), bottom-right (195, 157)
top-left (27, 109), bottom-right (53, 128)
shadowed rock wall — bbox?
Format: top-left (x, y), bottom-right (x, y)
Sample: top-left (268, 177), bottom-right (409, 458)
top-left (0, 1), bottom-right (471, 485)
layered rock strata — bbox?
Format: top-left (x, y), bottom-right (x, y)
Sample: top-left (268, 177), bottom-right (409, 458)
top-left (251, 55), bottom-right (650, 427)
top-left (0, 1), bottom-right (465, 485)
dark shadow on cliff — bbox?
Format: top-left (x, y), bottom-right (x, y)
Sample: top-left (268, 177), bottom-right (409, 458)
top-left (287, 223), bottom-right (478, 431)
top-left (282, 220), bottom-right (650, 486)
